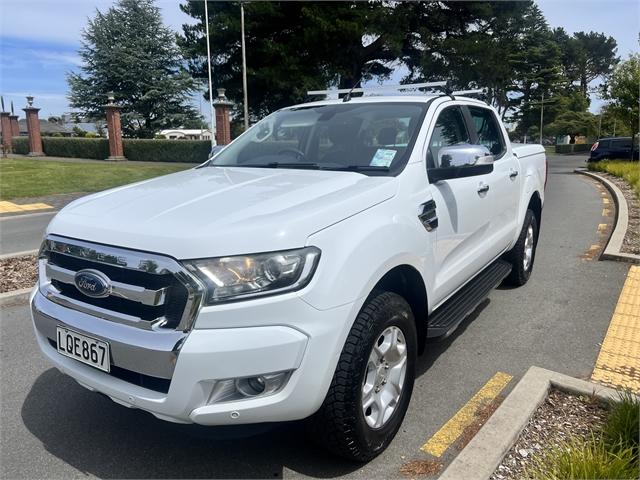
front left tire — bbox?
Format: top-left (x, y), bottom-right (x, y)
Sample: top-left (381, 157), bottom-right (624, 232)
top-left (307, 291), bottom-right (417, 462)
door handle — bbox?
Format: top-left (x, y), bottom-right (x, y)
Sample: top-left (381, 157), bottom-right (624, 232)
top-left (509, 170), bottom-right (519, 179)
top-left (477, 183), bottom-right (490, 194)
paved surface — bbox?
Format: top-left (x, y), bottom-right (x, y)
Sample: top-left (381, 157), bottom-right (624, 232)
top-left (0, 212), bottom-right (56, 255)
top-left (0, 154), bottom-right (630, 479)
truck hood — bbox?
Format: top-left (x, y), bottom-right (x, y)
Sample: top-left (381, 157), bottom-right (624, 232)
top-left (47, 166), bottom-right (397, 259)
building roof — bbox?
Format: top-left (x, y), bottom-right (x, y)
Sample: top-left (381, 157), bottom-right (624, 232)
top-left (0, 118), bottom-right (73, 135)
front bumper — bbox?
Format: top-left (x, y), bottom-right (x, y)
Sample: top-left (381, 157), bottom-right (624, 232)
top-left (31, 288), bottom-right (356, 425)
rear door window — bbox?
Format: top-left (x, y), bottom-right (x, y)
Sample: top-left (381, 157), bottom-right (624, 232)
top-left (612, 139), bottom-right (632, 149)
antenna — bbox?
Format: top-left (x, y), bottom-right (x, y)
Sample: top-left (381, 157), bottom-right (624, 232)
top-left (343, 61), bottom-right (376, 103)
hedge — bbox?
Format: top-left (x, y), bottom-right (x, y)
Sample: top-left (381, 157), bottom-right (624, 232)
top-left (43, 137), bottom-right (110, 159)
top-left (122, 139), bottom-right (210, 163)
top-left (11, 137), bottom-right (29, 155)
top-left (555, 143), bottom-right (592, 154)
top-left (8, 136), bottom-right (210, 163)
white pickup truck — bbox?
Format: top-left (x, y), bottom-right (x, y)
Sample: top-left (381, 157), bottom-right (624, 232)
top-left (31, 92), bottom-right (546, 461)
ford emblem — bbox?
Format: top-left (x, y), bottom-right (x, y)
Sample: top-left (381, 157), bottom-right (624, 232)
top-left (73, 269), bottom-right (111, 298)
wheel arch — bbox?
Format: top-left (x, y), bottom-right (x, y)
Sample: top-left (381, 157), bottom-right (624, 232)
top-left (371, 264), bottom-right (428, 355)
top-left (527, 191), bottom-right (542, 239)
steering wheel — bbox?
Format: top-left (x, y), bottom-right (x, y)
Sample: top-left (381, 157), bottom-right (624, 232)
top-left (277, 148), bottom-right (307, 162)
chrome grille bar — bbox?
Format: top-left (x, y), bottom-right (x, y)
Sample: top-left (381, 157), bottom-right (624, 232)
top-left (46, 263), bottom-right (169, 306)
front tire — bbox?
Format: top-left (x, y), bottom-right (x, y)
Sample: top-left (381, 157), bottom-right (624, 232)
top-left (504, 209), bottom-right (538, 286)
top-left (308, 291), bottom-right (417, 462)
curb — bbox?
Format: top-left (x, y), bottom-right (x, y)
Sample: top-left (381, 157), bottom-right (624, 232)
top-left (0, 288), bottom-right (33, 307)
top-left (575, 169), bottom-right (640, 264)
top-left (438, 366), bottom-right (624, 480)
top-left (0, 249), bottom-right (38, 260)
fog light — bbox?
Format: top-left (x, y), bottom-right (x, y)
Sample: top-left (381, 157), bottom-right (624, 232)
top-left (235, 371), bottom-right (290, 398)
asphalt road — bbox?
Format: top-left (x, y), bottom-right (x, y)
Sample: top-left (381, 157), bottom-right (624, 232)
top-left (0, 212), bottom-right (56, 255)
top-left (0, 154), bottom-right (630, 479)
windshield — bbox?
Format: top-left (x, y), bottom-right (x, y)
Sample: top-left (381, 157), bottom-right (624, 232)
top-left (211, 102), bottom-right (427, 174)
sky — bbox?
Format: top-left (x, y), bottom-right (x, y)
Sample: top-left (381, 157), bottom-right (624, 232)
top-left (0, 0), bottom-right (638, 121)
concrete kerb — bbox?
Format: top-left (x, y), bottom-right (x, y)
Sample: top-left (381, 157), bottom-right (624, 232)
top-left (0, 287), bottom-right (33, 307)
top-left (575, 168), bottom-right (640, 264)
top-left (438, 366), bottom-right (625, 480)
top-left (0, 249), bottom-right (38, 260)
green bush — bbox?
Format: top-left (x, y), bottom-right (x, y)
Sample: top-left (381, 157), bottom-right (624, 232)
top-left (41, 137), bottom-right (110, 159)
top-left (602, 391), bottom-right (640, 456)
top-left (527, 436), bottom-right (638, 480)
top-left (123, 139), bottom-right (210, 163)
top-left (556, 143), bottom-right (592, 154)
top-left (9, 136), bottom-right (210, 163)
top-left (11, 137), bottom-right (29, 154)
top-left (589, 161), bottom-right (640, 198)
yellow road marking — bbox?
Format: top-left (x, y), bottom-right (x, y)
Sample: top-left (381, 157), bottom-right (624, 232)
top-left (592, 266), bottom-right (640, 392)
top-left (420, 372), bottom-right (512, 457)
top-left (597, 223), bottom-right (608, 232)
top-left (602, 198), bottom-right (610, 205)
top-left (603, 208), bottom-right (611, 216)
top-left (0, 201), bottom-right (53, 213)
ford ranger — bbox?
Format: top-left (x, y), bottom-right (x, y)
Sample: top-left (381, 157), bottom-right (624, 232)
top-left (31, 92), bottom-right (546, 461)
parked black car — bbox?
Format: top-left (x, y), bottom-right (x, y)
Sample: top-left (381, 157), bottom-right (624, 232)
top-left (589, 137), bottom-right (639, 162)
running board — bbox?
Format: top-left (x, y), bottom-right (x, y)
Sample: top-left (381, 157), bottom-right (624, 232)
top-left (427, 259), bottom-right (512, 338)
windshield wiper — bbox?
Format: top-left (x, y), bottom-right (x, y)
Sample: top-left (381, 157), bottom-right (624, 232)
top-left (324, 165), bottom-right (390, 172)
top-left (238, 162), bottom-right (321, 169)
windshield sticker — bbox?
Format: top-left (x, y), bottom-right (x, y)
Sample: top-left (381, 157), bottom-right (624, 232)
top-left (370, 149), bottom-right (396, 167)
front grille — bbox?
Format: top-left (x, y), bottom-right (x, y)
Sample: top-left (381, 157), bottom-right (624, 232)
top-left (40, 236), bottom-right (203, 331)
top-left (47, 338), bottom-right (171, 393)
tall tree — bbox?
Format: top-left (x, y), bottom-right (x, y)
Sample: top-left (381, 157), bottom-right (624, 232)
top-left (603, 54), bottom-right (640, 141)
top-left (68, 0), bottom-right (199, 138)
top-left (178, 1), bottom-right (412, 122)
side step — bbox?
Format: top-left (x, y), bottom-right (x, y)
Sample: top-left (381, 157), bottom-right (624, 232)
top-left (427, 259), bottom-right (512, 338)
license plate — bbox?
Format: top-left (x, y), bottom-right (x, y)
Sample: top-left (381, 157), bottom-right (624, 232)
top-left (56, 327), bottom-right (110, 372)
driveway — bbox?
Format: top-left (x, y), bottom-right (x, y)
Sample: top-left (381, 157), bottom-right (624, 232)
top-left (0, 154), bottom-right (629, 479)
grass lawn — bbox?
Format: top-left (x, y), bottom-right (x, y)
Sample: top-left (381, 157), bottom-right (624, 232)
top-left (588, 160), bottom-right (640, 198)
top-left (0, 157), bottom-right (193, 199)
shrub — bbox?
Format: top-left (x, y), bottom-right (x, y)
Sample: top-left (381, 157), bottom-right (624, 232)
top-left (11, 137), bottom-right (29, 154)
top-left (123, 139), bottom-right (210, 163)
top-left (589, 161), bottom-right (640, 198)
top-left (42, 137), bottom-right (110, 160)
top-left (602, 391), bottom-right (640, 457)
top-left (527, 436), bottom-right (638, 480)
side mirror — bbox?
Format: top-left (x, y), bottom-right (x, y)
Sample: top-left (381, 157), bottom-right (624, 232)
top-left (438, 144), bottom-right (494, 167)
top-left (429, 144), bottom-right (494, 183)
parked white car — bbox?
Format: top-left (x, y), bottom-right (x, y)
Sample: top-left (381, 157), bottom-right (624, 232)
top-left (31, 93), bottom-right (546, 461)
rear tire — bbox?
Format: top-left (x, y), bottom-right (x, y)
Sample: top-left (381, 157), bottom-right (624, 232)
top-left (307, 291), bottom-right (417, 462)
top-left (504, 209), bottom-right (538, 286)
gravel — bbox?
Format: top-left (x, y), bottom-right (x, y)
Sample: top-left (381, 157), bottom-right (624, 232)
top-left (490, 389), bottom-right (610, 480)
top-left (598, 172), bottom-right (640, 255)
top-left (0, 254), bottom-right (38, 293)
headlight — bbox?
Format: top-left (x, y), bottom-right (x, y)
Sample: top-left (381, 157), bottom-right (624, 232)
top-left (184, 247), bottom-right (321, 304)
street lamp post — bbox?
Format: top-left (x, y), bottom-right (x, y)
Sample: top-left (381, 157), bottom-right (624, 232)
top-left (240, 1), bottom-right (249, 131)
top-left (203, 0), bottom-right (215, 148)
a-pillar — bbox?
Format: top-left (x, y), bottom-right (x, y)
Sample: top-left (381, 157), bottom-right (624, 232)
top-left (104, 92), bottom-right (126, 161)
top-left (0, 111), bottom-right (11, 155)
top-left (23, 96), bottom-right (44, 156)
top-left (214, 88), bottom-right (233, 146)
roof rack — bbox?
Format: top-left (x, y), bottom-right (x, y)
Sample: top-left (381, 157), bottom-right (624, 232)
top-left (306, 83), bottom-right (487, 100)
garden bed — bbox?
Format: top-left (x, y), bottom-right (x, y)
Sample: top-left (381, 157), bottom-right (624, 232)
top-left (599, 172), bottom-right (640, 255)
top-left (0, 254), bottom-right (37, 293)
top-left (491, 389), bottom-right (638, 480)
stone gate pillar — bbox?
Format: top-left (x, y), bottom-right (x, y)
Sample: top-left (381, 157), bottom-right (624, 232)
top-left (23, 96), bottom-right (44, 156)
top-left (104, 92), bottom-right (126, 161)
top-left (0, 111), bottom-right (11, 155)
top-left (214, 88), bottom-right (233, 146)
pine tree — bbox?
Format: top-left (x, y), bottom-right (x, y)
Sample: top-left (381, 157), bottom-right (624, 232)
top-left (68, 0), bottom-right (199, 138)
